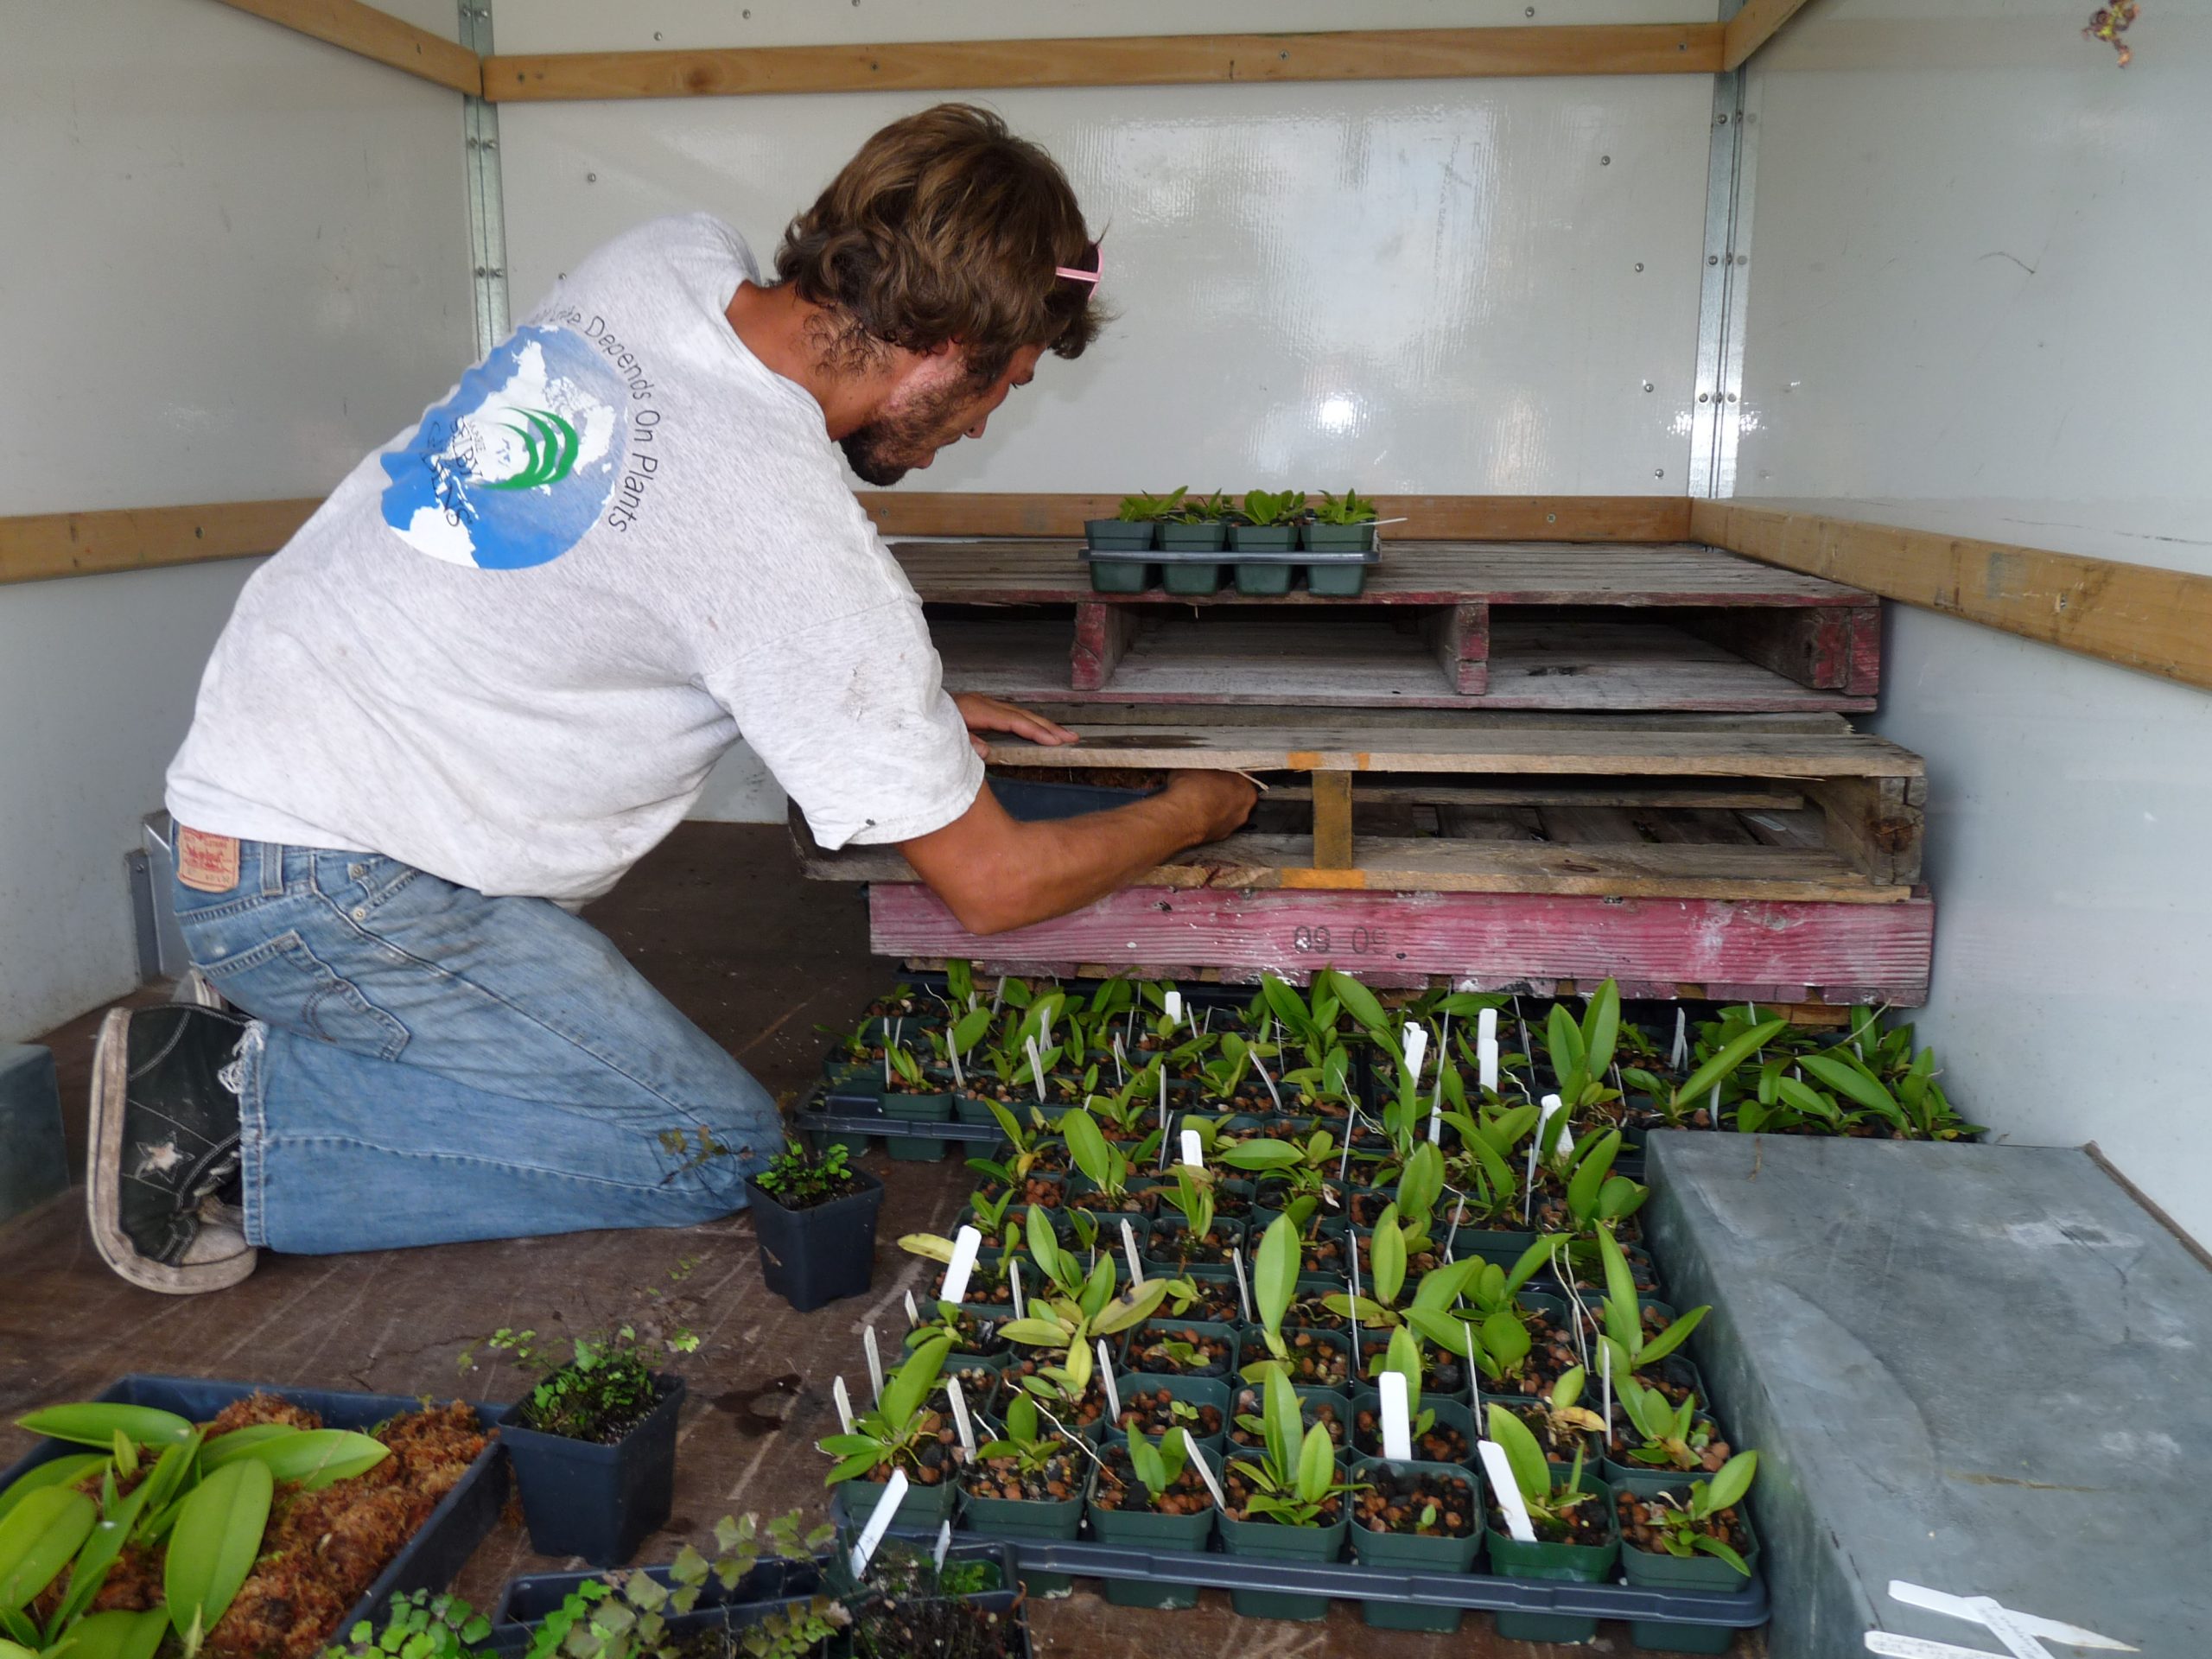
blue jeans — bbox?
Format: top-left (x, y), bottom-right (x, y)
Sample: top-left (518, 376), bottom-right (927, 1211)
top-left (170, 840), bottom-right (776, 1254)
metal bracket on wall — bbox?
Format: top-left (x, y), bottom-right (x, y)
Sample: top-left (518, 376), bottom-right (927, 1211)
top-left (1690, 3), bottom-right (1759, 499)
top-left (459, 3), bottom-right (509, 358)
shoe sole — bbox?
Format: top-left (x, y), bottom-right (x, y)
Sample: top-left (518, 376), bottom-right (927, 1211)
top-left (173, 969), bottom-right (229, 1011)
top-left (87, 1007), bottom-right (258, 1295)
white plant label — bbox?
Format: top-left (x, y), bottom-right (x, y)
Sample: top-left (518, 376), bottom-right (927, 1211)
top-left (1402, 1022), bottom-right (1428, 1084)
top-left (1180, 1128), bottom-right (1205, 1168)
top-left (1025, 1036), bottom-right (1047, 1103)
top-left (1111, 1033), bottom-right (1127, 1084)
top-left (1478, 1007), bottom-right (1499, 1049)
top-left (1428, 1096), bottom-right (1446, 1145)
top-left (933, 1519), bottom-right (953, 1573)
top-left (1008, 1257), bottom-right (1026, 1319)
top-left (862, 1326), bottom-right (885, 1403)
top-left (1970, 1598), bottom-right (2062, 1659)
top-left (1478, 1442), bottom-right (1539, 1543)
top-left (1478, 1036), bottom-right (1500, 1094)
top-left (1522, 1136), bottom-right (1539, 1224)
top-left (833, 1375), bottom-right (855, 1433)
top-left (849, 1468), bottom-right (908, 1578)
top-left (991, 976), bottom-right (1005, 1014)
top-left (941, 1224), bottom-right (982, 1306)
top-left (1164, 990), bottom-right (1184, 1028)
top-left (1120, 1218), bottom-right (1145, 1283)
top-left (1540, 1092), bottom-right (1575, 1158)
top-left (1183, 1428), bottom-right (1225, 1508)
top-left (1378, 1369), bottom-right (1414, 1461)
top-left (1097, 1340), bottom-right (1122, 1419)
top-left (947, 1376), bottom-right (977, 1455)
top-left (1251, 1044), bottom-right (1282, 1109)
top-left (1863, 1637), bottom-right (2012, 1659)
top-left (1230, 1246), bottom-right (1253, 1321)
top-left (904, 1290), bottom-right (920, 1328)
top-left (1671, 1007), bottom-right (1688, 1071)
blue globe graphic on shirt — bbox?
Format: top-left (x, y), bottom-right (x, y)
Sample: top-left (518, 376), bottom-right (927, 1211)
top-left (379, 327), bottom-right (627, 569)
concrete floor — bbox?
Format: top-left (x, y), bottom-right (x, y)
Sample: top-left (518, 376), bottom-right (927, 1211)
top-left (2, 822), bottom-right (1733, 1658)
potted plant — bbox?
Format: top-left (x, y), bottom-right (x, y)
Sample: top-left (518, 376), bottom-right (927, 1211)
top-left (961, 1390), bottom-right (1084, 1598)
top-left (746, 1140), bottom-right (884, 1313)
top-left (1613, 1452), bottom-right (1762, 1656)
top-left (880, 1039), bottom-right (952, 1162)
top-left (491, 1324), bottom-right (690, 1567)
top-left (1230, 488), bottom-right (1306, 595)
top-left (1347, 1447), bottom-right (1482, 1634)
top-left (1508, 1362), bottom-right (1608, 1468)
top-left (1218, 1367), bottom-right (1366, 1621)
top-left (1608, 1373), bottom-right (1734, 1484)
top-left (1084, 1427), bottom-right (1221, 1612)
top-left (1143, 1167), bottom-right (1242, 1269)
top-left (1300, 488), bottom-right (1381, 594)
top-left (994, 1205), bottom-right (1168, 1438)
top-left (1110, 1374), bottom-right (1230, 1451)
top-left (1482, 1404), bottom-right (1620, 1644)
top-left (1156, 490), bottom-right (1232, 595)
top-left (818, 1334), bottom-right (962, 1529)
top-left (1351, 1325), bottom-right (1481, 1468)
top-left (1085, 489), bottom-right (1181, 593)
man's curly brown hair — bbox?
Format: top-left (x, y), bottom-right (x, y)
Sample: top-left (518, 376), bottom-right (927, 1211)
top-left (776, 104), bottom-right (1104, 386)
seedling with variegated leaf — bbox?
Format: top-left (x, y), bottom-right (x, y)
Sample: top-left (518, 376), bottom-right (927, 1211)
top-left (1228, 1367), bottom-right (1366, 1528)
top-left (996, 1205), bottom-right (1168, 1406)
top-left (1484, 1403), bottom-right (1599, 1537)
top-left (1524, 1364), bottom-right (1608, 1459)
top-left (1594, 1225), bottom-right (1707, 1380)
top-left (1631, 1453), bottom-right (1759, 1573)
top-left (1614, 1374), bottom-right (1728, 1473)
top-left (817, 1335), bottom-right (954, 1487)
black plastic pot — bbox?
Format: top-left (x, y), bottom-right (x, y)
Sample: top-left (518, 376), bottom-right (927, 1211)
top-left (1348, 1455), bottom-right (1484, 1632)
top-left (499, 1372), bottom-right (685, 1567)
top-left (747, 1166), bottom-right (883, 1313)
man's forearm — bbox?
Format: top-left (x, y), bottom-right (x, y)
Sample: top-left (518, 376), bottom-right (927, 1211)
top-left (954, 791), bottom-right (1219, 934)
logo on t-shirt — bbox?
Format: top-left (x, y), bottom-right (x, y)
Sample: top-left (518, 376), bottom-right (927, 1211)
top-left (378, 327), bottom-right (625, 569)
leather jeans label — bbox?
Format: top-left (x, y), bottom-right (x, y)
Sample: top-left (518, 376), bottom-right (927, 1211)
top-left (177, 827), bottom-right (242, 893)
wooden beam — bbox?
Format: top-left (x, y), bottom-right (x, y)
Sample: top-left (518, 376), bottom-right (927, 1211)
top-left (1721, 0), bottom-right (1818, 72)
top-left (484, 25), bottom-right (1724, 103)
top-left (1310, 772), bottom-right (1355, 870)
top-left (0, 499), bottom-right (316, 587)
top-left (1694, 501), bottom-right (2212, 696)
top-left (863, 493), bottom-right (1690, 543)
top-left (213, 0), bottom-right (482, 96)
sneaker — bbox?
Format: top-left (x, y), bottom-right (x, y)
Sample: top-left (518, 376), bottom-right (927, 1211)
top-left (87, 1005), bottom-right (259, 1294)
top-left (172, 968), bottom-right (230, 1012)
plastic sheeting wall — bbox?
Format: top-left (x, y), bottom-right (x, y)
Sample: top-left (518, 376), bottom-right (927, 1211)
top-left (0, 0), bottom-right (474, 1043)
top-left (1736, 1), bottom-right (2212, 1242)
top-left (493, 0), bottom-right (1721, 819)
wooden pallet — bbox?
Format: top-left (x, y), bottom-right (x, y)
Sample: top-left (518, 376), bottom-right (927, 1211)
top-left (795, 707), bottom-right (1933, 1002)
top-left (897, 539), bottom-right (1880, 711)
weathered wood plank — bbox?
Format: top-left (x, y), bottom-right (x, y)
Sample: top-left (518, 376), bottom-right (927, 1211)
top-left (1310, 772), bottom-right (1355, 869)
top-left (214, 0), bottom-right (481, 94)
top-left (868, 883), bottom-right (1936, 1005)
top-left (1680, 606), bottom-right (1858, 691)
top-left (0, 498), bottom-right (318, 586)
top-left (1804, 776), bottom-right (1925, 887)
top-left (1070, 602), bottom-right (1138, 692)
top-left (484, 27), bottom-right (1726, 103)
top-left (1722, 0), bottom-right (1819, 70)
top-left (1268, 782), bottom-right (1809, 810)
top-left (1420, 601), bottom-right (1491, 695)
top-left (1694, 500), bottom-right (2212, 695)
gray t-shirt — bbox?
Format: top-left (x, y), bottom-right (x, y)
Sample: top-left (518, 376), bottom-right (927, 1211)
top-left (167, 213), bottom-right (982, 905)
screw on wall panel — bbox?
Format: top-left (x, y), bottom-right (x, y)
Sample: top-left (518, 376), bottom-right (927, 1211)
top-left (1717, 113), bottom-right (1729, 124)
top-left (1600, 156), bottom-right (1611, 165)
top-left (1643, 381), bottom-right (1654, 392)
top-left (1735, 253), bottom-right (1748, 264)
top-left (1726, 392), bottom-right (1738, 402)
top-left (1546, 512), bottom-right (1558, 523)
top-left (1708, 254), bottom-right (1720, 265)
top-left (654, 31), bottom-right (662, 40)
top-left (1699, 392), bottom-right (1710, 403)
top-left (588, 171), bottom-right (598, 181)
top-left (1525, 5), bottom-right (1535, 14)
top-left (1654, 469), bottom-right (1665, 479)
top-left (1634, 262), bottom-right (1644, 271)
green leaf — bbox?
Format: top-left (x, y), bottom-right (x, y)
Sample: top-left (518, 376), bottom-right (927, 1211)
top-left (13, 1406), bottom-right (193, 1452)
top-left (1546, 1005), bottom-right (1585, 1099)
top-left (1553, 1365), bottom-right (1586, 1413)
top-left (1090, 1278), bottom-right (1170, 1338)
top-left (0, 1457), bottom-right (104, 1527)
top-left (1478, 1310), bottom-right (1531, 1370)
top-left (824, 1452), bottom-right (880, 1486)
top-left (1633, 1305), bottom-right (1707, 1368)
top-left (1409, 1256), bottom-right (1481, 1313)
top-left (132, 1432), bottom-right (203, 1525)
top-left (1691, 1534), bottom-right (1751, 1575)
top-left (1262, 1367), bottom-right (1300, 1478)
top-left (1253, 1214), bottom-right (1298, 1338)
top-left (1597, 1225), bottom-right (1638, 1313)
top-left (164, 1458), bottom-right (273, 1643)
top-left (1673, 1020), bottom-right (1790, 1109)
top-left (215, 1429), bottom-right (390, 1491)
top-left (1294, 1423), bottom-right (1335, 1503)
top-left (815, 1435), bottom-right (881, 1459)
top-left (1564, 1129), bottom-right (1620, 1222)
top-left (1217, 1141), bottom-right (1299, 1173)
top-left (1501, 1235), bottom-right (1560, 1300)
top-left (1582, 981), bottom-right (1621, 1084)
top-left (1322, 972), bottom-right (1388, 1038)
top-left (61, 1609), bottom-right (169, 1659)
top-left (880, 1336), bottom-right (950, 1433)
top-left (1702, 1450), bottom-right (1758, 1515)
top-left (1369, 1206), bottom-right (1407, 1307)
top-left (1026, 1204), bottom-right (1064, 1288)
top-left (1484, 1403), bottom-right (1550, 1505)
top-left (0, 1487), bottom-right (96, 1610)
top-left (996, 1318), bottom-right (1074, 1348)
top-left (1800, 1052), bottom-right (1906, 1125)
top-left (1403, 1306), bottom-right (1472, 1354)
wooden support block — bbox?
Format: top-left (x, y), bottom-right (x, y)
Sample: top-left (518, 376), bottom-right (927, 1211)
top-left (1070, 602), bottom-right (1139, 691)
top-left (868, 883), bottom-right (1936, 1006)
top-left (1681, 607), bottom-right (1857, 692)
top-left (1419, 601), bottom-right (1491, 696)
top-left (1804, 776), bottom-right (1926, 887)
top-left (1310, 772), bottom-right (1355, 869)
top-left (1845, 604), bottom-right (1883, 697)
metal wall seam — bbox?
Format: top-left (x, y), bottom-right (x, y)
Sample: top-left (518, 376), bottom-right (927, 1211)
top-left (1689, 3), bottom-right (1757, 499)
top-left (461, 3), bottom-right (509, 358)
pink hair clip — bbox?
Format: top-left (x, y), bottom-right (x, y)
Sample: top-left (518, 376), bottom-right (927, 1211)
top-left (1055, 240), bottom-right (1103, 286)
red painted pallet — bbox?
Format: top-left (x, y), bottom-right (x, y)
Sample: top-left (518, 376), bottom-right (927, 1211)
top-left (896, 539), bottom-right (1880, 712)
top-left (865, 882), bottom-right (1936, 1006)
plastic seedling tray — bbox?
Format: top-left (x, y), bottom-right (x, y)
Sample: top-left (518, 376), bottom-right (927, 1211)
top-left (0, 1374), bottom-right (507, 1641)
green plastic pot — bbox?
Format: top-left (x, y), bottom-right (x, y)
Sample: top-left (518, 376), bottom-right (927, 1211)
top-left (1614, 1470), bottom-right (1760, 1655)
top-left (1217, 1503), bottom-right (1349, 1621)
top-left (1082, 1444), bottom-right (1220, 1611)
top-left (1087, 556), bottom-right (1153, 593)
top-left (958, 1458), bottom-right (1084, 1599)
top-left (1229, 524), bottom-right (1298, 595)
top-left (1159, 562), bottom-right (1222, 595)
top-left (1159, 521), bottom-right (1228, 552)
top-left (1484, 1465), bottom-right (1619, 1644)
top-left (1085, 518), bottom-right (1155, 550)
top-left (1104, 1372), bottom-right (1231, 1452)
top-left (836, 1466), bottom-right (958, 1531)
top-left (1350, 1389), bottom-right (1481, 1471)
top-left (1224, 1382), bottom-right (1351, 1464)
top-left (1141, 1214), bottom-right (1247, 1275)
top-left (1347, 1455), bottom-right (1484, 1633)
top-left (879, 1089), bottom-right (951, 1160)
top-left (1119, 1318), bottom-right (1239, 1382)
top-left (953, 1089), bottom-right (1005, 1126)
top-left (1458, 1224), bottom-right (1538, 1268)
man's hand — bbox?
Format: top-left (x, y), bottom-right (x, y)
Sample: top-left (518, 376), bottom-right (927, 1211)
top-left (1161, 769), bottom-right (1259, 843)
top-left (952, 692), bottom-right (1079, 757)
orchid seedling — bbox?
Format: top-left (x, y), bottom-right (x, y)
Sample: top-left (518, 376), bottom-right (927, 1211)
top-left (1630, 1453), bottom-right (1759, 1573)
top-left (1593, 1225), bottom-right (1708, 1379)
top-left (996, 1205), bottom-right (1168, 1406)
top-left (1228, 1366), bottom-right (1366, 1528)
top-left (1484, 1404), bottom-right (1599, 1536)
top-left (1059, 1108), bottom-right (1158, 1213)
top-left (817, 1336), bottom-right (954, 1486)
top-left (1614, 1375), bottom-right (1730, 1473)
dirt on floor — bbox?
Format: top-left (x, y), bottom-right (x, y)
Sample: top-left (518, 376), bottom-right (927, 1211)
top-left (2, 823), bottom-right (1758, 1658)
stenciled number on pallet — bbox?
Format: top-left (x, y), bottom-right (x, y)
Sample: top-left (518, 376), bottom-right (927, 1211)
top-left (1291, 925), bottom-right (1388, 955)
